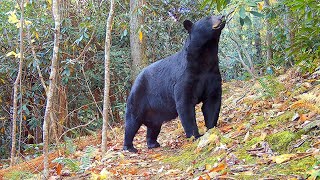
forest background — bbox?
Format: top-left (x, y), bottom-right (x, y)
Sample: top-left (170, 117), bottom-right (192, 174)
top-left (0, 0), bottom-right (319, 177)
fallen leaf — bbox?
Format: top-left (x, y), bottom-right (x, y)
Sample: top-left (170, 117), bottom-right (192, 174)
top-left (209, 163), bottom-right (226, 173)
top-left (260, 131), bottom-right (267, 140)
top-left (196, 132), bottom-right (218, 152)
top-left (100, 168), bottom-right (111, 179)
top-left (271, 154), bottom-right (296, 164)
top-left (299, 114), bottom-right (308, 123)
top-left (242, 170), bottom-right (254, 175)
top-left (243, 131), bottom-right (250, 142)
top-left (204, 173), bottom-right (211, 180)
top-left (220, 124), bottom-right (233, 133)
top-left (128, 167), bottom-right (138, 175)
top-left (205, 164), bottom-right (212, 171)
top-left (291, 113), bottom-right (300, 121)
top-left (56, 163), bottom-right (62, 175)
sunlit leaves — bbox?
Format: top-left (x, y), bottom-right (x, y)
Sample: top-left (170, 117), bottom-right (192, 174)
top-left (47, 0), bottom-right (52, 5)
top-left (200, 0), bottom-right (265, 27)
top-left (6, 10), bottom-right (32, 28)
top-left (6, 51), bottom-right (21, 58)
top-left (200, 0), bottom-right (230, 12)
top-left (7, 11), bottom-right (19, 24)
top-left (257, 1), bottom-right (264, 11)
top-left (138, 29), bottom-right (143, 43)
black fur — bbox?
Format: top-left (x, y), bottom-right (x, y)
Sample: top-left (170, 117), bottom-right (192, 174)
top-left (123, 15), bottom-right (225, 152)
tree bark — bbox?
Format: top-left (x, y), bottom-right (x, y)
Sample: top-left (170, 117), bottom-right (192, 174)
top-left (102, 0), bottom-right (116, 155)
top-left (43, 0), bottom-right (60, 178)
top-left (130, 0), bottom-right (145, 81)
top-left (264, 0), bottom-right (273, 65)
top-left (284, 6), bottom-right (294, 66)
top-left (10, 0), bottom-right (24, 166)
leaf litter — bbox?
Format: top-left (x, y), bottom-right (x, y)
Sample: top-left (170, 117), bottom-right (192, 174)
top-left (3, 68), bottom-right (319, 180)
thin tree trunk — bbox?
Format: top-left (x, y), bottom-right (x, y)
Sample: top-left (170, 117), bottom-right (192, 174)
top-left (102, 0), bottom-right (116, 155)
top-left (26, 26), bottom-right (48, 93)
top-left (130, 0), bottom-right (145, 81)
top-left (43, 0), bottom-right (60, 178)
top-left (284, 6), bottom-right (294, 66)
top-left (10, 0), bottom-right (24, 166)
top-left (264, 0), bottom-right (273, 65)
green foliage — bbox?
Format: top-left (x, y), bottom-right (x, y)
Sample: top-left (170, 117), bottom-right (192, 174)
top-left (64, 137), bottom-right (77, 155)
top-left (52, 157), bottom-right (81, 172)
top-left (53, 146), bottom-right (97, 173)
top-left (79, 146), bottom-right (96, 171)
top-left (284, 0), bottom-right (320, 72)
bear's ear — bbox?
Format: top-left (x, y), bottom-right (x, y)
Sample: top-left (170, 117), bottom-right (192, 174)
top-left (183, 20), bottom-right (193, 33)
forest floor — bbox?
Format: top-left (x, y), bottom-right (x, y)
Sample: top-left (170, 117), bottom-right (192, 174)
top-left (1, 68), bottom-right (320, 180)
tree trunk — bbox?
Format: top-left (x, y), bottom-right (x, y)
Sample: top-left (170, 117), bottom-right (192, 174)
top-left (130, 0), bottom-right (145, 81)
top-left (10, 0), bottom-right (24, 166)
top-left (284, 6), bottom-right (294, 66)
top-left (43, 0), bottom-right (60, 178)
top-left (264, 0), bottom-right (273, 65)
top-left (102, 0), bottom-right (116, 155)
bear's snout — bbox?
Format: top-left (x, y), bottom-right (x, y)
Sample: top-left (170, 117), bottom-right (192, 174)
top-left (212, 15), bottom-right (226, 30)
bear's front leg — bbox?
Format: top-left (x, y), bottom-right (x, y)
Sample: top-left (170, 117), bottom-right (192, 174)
top-left (176, 103), bottom-right (201, 138)
top-left (201, 89), bottom-right (221, 129)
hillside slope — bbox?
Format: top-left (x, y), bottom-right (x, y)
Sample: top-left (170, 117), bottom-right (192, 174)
top-left (2, 68), bottom-right (319, 180)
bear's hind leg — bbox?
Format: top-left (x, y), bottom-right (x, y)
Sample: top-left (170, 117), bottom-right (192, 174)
top-left (123, 119), bottom-right (142, 152)
top-left (146, 125), bottom-right (161, 149)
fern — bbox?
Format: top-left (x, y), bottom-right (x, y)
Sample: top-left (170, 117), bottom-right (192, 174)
top-left (64, 136), bottom-right (77, 155)
top-left (53, 157), bottom-right (80, 172)
top-left (80, 146), bottom-right (97, 171)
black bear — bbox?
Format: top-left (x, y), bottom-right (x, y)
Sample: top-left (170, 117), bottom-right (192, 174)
top-left (123, 15), bottom-right (226, 152)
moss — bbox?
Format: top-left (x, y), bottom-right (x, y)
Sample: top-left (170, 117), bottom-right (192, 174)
top-left (163, 129), bottom-right (231, 170)
top-left (266, 131), bottom-right (299, 154)
top-left (4, 170), bottom-right (33, 180)
top-left (260, 156), bottom-right (316, 176)
top-left (234, 174), bottom-right (256, 180)
top-left (221, 135), bottom-right (233, 145)
top-left (235, 137), bottom-right (262, 164)
top-left (253, 111), bottom-right (295, 130)
top-left (193, 154), bottom-right (222, 169)
top-left (293, 140), bottom-right (311, 153)
top-left (163, 143), bottom-right (199, 170)
top-left (257, 75), bottom-right (286, 98)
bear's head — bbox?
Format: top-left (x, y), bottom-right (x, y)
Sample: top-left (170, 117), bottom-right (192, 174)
top-left (183, 15), bottom-right (225, 48)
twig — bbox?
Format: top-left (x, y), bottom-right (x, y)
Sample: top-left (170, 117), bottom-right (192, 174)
top-left (74, 30), bottom-right (95, 62)
top-left (58, 118), bottom-right (97, 140)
